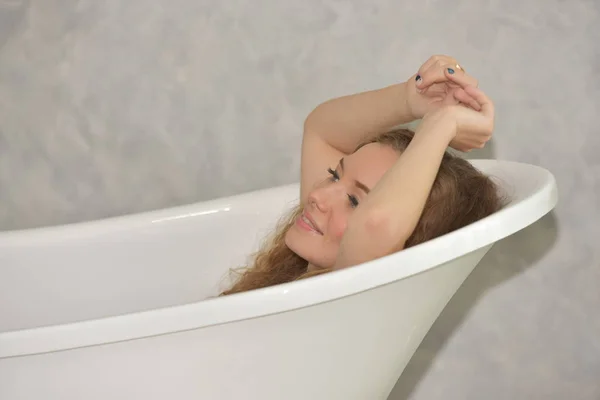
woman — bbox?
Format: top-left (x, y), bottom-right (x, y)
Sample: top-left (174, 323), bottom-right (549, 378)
top-left (222, 55), bottom-right (502, 295)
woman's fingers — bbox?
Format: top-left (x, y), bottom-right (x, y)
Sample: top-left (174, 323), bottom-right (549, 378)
top-left (417, 63), bottom-right (477, 91)
top-left (416, 56), bottom-right (454, 90)
top-left (453, 88), bottom-right (482, 111)
top-left (416, 63), bottom-right (452, 89)
top-left (464, 85), bottom-right (494, 119)
top-left (444, 68), bottom-right (479, 89)
top-left (417, 55), bottom-right (459, 76)
top-left (416, 55), bottom-right (443, 77)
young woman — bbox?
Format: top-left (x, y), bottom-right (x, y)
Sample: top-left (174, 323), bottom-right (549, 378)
top-left (222, 55), bottom-right (502, 295)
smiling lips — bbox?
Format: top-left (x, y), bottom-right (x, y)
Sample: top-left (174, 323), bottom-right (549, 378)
top-left (299, 211), bottom-right (323, 235)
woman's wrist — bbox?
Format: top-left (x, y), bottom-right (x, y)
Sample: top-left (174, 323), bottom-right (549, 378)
top-left (393, 81), bottom-right (418, 122)
top-left (415, 109), bottom-right (457, 145)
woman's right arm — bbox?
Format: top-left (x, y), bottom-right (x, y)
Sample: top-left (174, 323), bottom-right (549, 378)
top-left (299, 55), bottom-right (479, 203)
top-left (332, 84), bottom-right (495, 270)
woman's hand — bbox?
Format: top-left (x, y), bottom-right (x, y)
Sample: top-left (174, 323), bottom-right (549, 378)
top-left (417, 83), bottom-right (495, 152)
top-left (405, 55), bottom-right (480, 120)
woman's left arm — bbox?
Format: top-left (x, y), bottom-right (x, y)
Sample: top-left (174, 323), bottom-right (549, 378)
top-left (333, 83), bottom-right (494, 270)
top-left (299, 55), bottom-right (479, 203)
top-left (332, 114), bottom-right (455, 269)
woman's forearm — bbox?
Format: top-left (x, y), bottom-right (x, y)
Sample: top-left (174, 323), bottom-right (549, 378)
top-left (334, 119), bottom-right (454, 269)
top-left (364, 125), bottom-right (452, 235)
top-left (303, 82), bottom-right (415, 154)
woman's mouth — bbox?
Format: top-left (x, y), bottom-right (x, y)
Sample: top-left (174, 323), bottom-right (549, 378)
top-left (296, 212), bottom-right (323, 235)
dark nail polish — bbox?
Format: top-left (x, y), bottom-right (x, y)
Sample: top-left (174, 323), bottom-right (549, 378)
top-left (447, 68), bottom-right (455, 74)
top-left (415, 74), bottom-right (421, 81)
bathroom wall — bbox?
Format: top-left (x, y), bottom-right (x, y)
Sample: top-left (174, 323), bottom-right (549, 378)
top-left (0, 1), bottom-right (598, 399)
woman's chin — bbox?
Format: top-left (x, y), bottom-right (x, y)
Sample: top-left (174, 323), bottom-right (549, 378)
top-left (284, 226), bottom-right (303, 255)
top-left (285, 226), bottom-right (336, 269)
top-left (307, 263), bottom-right (324, 272)
top-left (285, 228), bottom-right (313, 261)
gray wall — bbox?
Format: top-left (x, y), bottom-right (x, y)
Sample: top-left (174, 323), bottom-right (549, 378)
top-left (0, 1), bottom-right (598, 399)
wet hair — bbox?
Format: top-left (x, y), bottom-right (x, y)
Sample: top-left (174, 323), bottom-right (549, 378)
top-left (221, 129), bottom-right (503, 295)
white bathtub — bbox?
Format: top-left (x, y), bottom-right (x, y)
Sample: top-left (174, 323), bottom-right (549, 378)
top-left (0, 160), bottom-right (557, 400)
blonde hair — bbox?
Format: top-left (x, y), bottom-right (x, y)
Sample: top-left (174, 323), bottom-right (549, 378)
top-left (221, 129), bottom-right (502, 295)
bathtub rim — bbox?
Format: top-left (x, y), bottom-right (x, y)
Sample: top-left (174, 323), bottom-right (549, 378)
top-left (0, 160), bottom-right (558, 358)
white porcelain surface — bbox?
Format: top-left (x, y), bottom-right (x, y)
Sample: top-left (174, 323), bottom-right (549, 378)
top-left (0, 160), bottom-right (557, 399)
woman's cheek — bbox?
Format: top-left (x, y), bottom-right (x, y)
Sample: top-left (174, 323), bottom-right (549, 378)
top-left (330, 217), bottom-right (348, 243)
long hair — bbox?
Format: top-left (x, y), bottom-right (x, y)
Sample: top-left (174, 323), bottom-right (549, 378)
top-left (221, 129), bottom-right (503, 295)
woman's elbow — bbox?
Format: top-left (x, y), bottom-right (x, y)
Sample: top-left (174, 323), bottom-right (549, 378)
top-left (362, 208), bottom-right (409, 253)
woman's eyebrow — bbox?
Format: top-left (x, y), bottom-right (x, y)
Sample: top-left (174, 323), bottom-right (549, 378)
top-left (339, 158), bottom-right (371, 194)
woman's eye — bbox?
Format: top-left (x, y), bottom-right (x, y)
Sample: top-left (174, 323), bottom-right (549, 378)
top-left (328, 168), bottom-right (359, 208)
top-left (327, 168), bottom-right (340, 181)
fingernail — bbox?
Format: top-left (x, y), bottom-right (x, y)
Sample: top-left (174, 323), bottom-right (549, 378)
top-left (447, 68), bottom-right (455, 74)
top-left (415, 74), bottom-right (422, 86)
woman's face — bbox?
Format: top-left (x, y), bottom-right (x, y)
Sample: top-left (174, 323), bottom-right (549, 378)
top-left (285, 143), bottom-right (399, 269)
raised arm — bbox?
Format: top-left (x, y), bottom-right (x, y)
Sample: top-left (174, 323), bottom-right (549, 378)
top-left (299, 55), bottom-right (479, 203)
top-left (299, 83), bottom-right (414, 203)
top-left (303, 83), bottom-right (414, 154)
top-left (333, 83), bottom-right (495, 270)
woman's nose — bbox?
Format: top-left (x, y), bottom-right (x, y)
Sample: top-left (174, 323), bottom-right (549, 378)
top-left (307, 188), bottom-right (330, 213)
